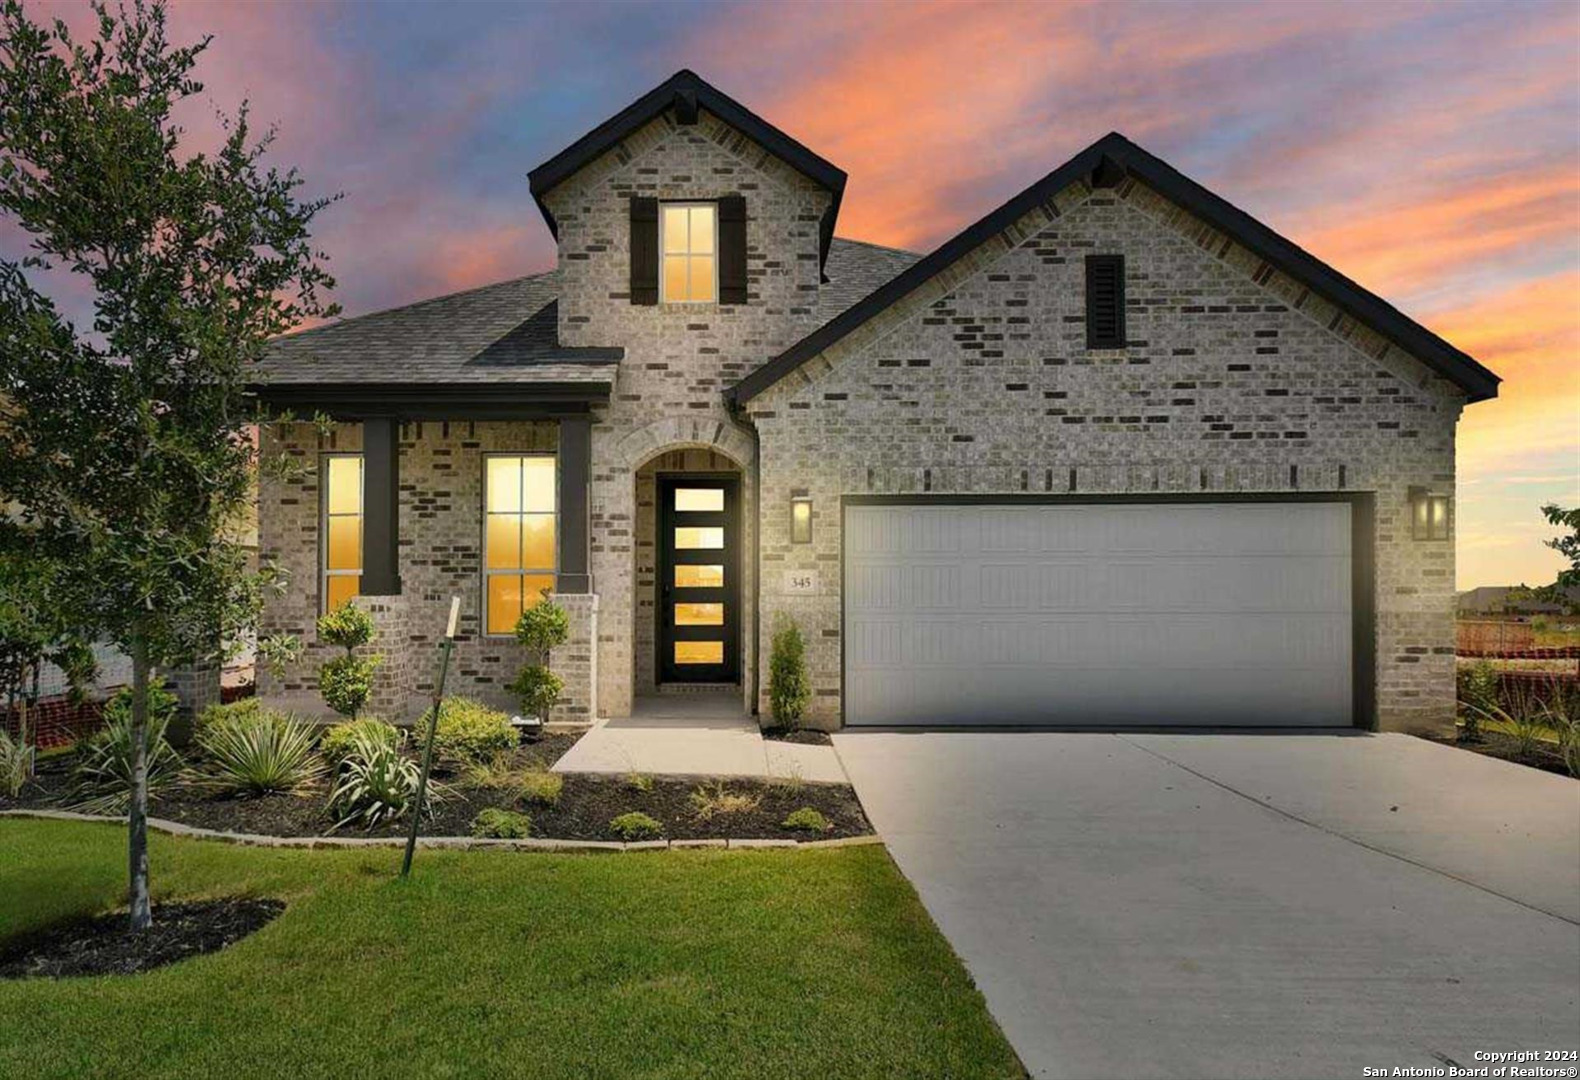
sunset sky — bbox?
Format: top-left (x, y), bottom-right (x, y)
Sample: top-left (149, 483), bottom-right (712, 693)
top-left (14, 0), bottom-right (1580, 590)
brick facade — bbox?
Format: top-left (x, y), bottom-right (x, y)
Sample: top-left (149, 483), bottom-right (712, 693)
top-left (747, 178), bottom-right (1463, 734)
top-left (256, 419), bottom-right (603, 722)
top-left (255, 101), bottom-right (1470, 736)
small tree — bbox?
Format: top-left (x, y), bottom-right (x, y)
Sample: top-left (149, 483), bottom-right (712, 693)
top-left (508, 595), bottom-right (568, 723)
top-left (1518, 505), bottom-right (1579, 613)
top-left (768, 615), bottom-right (811, 731)
top-left (317, 603), bottom-right (379, 720)
top-left (0, 0), bottom-right (337, 930)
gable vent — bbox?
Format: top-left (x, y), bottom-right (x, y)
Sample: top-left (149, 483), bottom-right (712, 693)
top-left (1085, 254), bottom-right (1126, 349)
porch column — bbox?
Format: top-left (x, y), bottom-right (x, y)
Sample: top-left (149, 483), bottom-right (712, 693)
top-left (361, 416), bottom-right (401, 596)
top-left (557, 415), bottom-right (591, 593)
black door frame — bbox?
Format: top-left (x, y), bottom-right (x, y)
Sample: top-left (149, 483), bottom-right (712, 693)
top-left (658, 473), bottom-right (741, 684)
top-left (839, 491), bottom-right (1376, 730)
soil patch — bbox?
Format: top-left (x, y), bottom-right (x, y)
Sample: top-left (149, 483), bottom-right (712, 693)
top-left (1418, 730), bottom-right (1575, 779)
top-left (0, 898), bottom-right (284, 979)
top-left (2, 734), bottom-right (873, 842)
top-left (762, 728), bottom-right (832, 746)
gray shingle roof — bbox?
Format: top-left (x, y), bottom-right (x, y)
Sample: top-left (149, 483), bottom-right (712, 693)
top-left (253, 238), bottom-right (920, 388)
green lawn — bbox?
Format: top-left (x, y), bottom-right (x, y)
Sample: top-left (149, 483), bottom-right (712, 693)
top-left (0, 819), bottom-right (1022, 1079)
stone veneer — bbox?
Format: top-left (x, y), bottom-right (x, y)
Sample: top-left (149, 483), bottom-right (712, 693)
top-left (256, 419), bottom-right (600, 722)
top-left (747, 177), bottom-right (1463, 734)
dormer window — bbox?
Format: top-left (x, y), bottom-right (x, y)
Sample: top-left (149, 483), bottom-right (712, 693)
top-left (662, 203), bottom-right (717, 303)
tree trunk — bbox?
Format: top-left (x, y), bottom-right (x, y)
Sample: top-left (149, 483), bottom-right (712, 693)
top-left (128, 629), bottom-right (151, 932)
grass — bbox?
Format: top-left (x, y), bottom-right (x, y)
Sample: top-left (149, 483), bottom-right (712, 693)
top-left (0, 818), bottom-right (1022, 1079)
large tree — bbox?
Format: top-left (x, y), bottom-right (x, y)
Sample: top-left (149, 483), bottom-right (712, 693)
top-left (0, 0), bottom-right (337, 929)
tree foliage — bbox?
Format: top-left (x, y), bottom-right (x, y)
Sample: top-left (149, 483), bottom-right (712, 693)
top-left (0, 0), bottom-right (338, 928)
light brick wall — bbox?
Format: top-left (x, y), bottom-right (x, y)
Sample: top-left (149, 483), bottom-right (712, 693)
top-left (748, 179), bottom-right (1463, 734)
top-left (256, 419), bottom-right (599, 723)
top-left (541, 108), bottom-right (826, 716)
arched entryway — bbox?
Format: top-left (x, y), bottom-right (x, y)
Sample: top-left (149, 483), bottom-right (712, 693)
top-left (595, 417), bottom-right (757, 719)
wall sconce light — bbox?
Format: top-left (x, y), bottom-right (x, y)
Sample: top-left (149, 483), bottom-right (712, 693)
top-left (1408, 485), bottom-right (1450, 541)
top-left (790, 494), bottom-right (813, 544)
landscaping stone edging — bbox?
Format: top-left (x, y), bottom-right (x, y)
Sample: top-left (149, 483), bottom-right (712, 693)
top-left (0, 808), bottom-right (882, 853)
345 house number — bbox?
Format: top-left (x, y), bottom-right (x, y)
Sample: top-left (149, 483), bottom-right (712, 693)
top-left (783, 570), bottom-right (818, 595)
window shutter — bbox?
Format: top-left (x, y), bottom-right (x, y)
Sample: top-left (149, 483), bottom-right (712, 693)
top-left (1085, 254), bottom-right (1125, 349)
top-left (718, 195), bottom-right (747, 305)
top-left (630, 196), bottom-right (658, 305)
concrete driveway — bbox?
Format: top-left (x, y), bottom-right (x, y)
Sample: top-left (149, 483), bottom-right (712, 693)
top-left (833, 730), bottom-right (1580, 1080)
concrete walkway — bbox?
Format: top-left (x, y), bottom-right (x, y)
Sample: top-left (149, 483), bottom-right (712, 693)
top-left (552, 693), bottom-right (845, 782)
top-left (834, 730), bottom-right (1580, 1080)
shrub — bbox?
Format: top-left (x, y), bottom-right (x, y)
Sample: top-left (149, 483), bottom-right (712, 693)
top-left (70, 707), bottom-right (183, 815)
top-left (316, 603), bottom-right (381, 719)
top-left (781, 807), bottom-right (831, 833)
top-left (316, 603), bottom-right (374, 651)
top-left (515, 597), bottom-right (570, 654)
top-left (471, 807), bottom-right (532, 839)
top-left (507, 665), bottom-right (563, 722)
top-left (0, 725), bottom-right (32, 798)
top-left (518, 768), bottom-right (563, 808)
top-left (1544, 693), bottom-right (1580, 778)
top-left (609, 811), bottom-right (663, 841)
top-left (327, 729), bottom-right (445, 831)
top-left (624, 771), bottom-right (653, 793)
top-left (190, 711), bottom-right (324, 796)
top-left (319, 654), bottom-right (379, 720)
top-left (431, 697), bottom-right (516, 765)
top-left (1456, 661), bottom-right (1499, 740)
top-left (768, 616), bottom-right (810, 731)
top-left (465, 753), bottom-right (521, 790)
top-left (102, 678), bottom-right (180, 730)
top-left (195, 696), bottom-right (261, 734)
top-left (689, 779), bottom-right (761, 821)
top-left (319, 717), bottom-right (401, 767)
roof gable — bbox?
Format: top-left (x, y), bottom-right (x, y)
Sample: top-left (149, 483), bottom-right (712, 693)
top-left (728, 133), bottom-right (1500, 405)
top-left (528, 70), bottom-right (848, 269)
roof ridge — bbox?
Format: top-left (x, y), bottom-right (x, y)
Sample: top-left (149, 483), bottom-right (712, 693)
top-left (729, 132), bottom-right (1499, 405)
top-left (274, 268), bottom-right (556, 342)
top-left (830, 236), bottom-right (922, 258)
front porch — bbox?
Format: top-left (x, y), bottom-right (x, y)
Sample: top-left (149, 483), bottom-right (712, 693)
top-left (551, 690), bottom-right (845, 782)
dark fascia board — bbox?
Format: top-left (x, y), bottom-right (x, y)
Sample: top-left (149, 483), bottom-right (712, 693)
top-left (527, 69), bottom-right (848, 270)
top-left (249, 381), bottom-right (609, 421)
top-left (729, 132), bottom-right (1500, 406)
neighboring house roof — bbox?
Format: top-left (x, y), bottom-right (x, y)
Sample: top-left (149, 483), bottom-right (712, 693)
top-left (527, 69), bottom-right (849, 271)
top-left (251, 237), bottom-right (919, 396)
top-left (1457, 585), bottom-right (1580, 615)
top-left (727, 132), bottom-right (1501, 406)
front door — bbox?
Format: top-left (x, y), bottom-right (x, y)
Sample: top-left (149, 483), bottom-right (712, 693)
top-left (658, 474), bottom-right (740, 684)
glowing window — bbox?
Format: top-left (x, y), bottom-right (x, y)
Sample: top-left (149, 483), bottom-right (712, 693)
top-left (675, 526), bottom-right (724, 550)
top-left (661, 203), bottom-right (716, 303)
top-left (674, 564), bottom-right (724, 588)
top-left (322, 455), bottom-right (362, 611)
top-left (674, 603), bottom-right (725, 626)
top-left (675, 641), bottom-right (724, 665)
top-left (485, 455), bottom-right (557, 634)
top-left (674, 487), bottom-right (724, 512)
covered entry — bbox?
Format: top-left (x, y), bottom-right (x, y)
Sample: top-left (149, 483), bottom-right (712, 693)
top-left (842, 497), bottom-right (1369, 728)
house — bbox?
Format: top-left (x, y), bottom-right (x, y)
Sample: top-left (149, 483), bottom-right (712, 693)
top-left (1458, 586), bottom-right (1580, 617)
top-left (249, 70), bottom-right (1499, 734)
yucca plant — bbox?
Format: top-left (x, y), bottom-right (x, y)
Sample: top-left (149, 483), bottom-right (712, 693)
top-left (328, 729), bottom-right (446, 831)
top-left (70, 709), bottom-right (183, 815)
top-left (189, 711), bottom-right (325, 797)
top-left (0, 724), bottom-right (32, 799)
top-left (1544, 691), bottom-right (1580, 778)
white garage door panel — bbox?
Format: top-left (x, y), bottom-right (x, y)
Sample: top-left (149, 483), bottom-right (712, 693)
top-left (844, 503), bottom-right (1353, 727)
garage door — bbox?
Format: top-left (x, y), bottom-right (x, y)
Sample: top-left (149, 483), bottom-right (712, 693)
top-left (844, 501), bottom-right (1354, 727)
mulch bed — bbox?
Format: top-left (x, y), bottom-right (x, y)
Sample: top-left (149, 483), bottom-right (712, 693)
top-left (0, 898), bottom-right (284, 979)
top-left (1419, 730), bottom-right (1575, 778)
top-left (1, 731), bottom-right (872, 842)
top-left (761, 727), bottom-right (833, 746)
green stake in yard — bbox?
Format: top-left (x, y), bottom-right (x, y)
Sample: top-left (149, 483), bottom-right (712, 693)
top-left (402, 596), bottom-right (461, 878)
